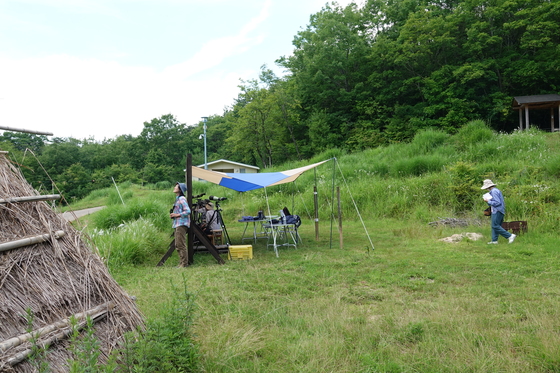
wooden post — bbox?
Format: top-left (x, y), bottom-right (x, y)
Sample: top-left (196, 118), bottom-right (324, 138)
top-left (314, 186), bottom-right (319, 240)
top-left (186, 154), bottom-right (194, 265)
top-left (518, 107), bottom-right (523, 130)
top-left (551, 107), bottom-right (555, 132)
top-left (525, 106), bottom-right (530, 130)
top-left (337, 186), bottom-right (343, 249)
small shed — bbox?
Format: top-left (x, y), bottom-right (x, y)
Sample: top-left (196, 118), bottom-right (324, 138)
top-left (197, 159), bottom-right (259, 174)
top-left (512, 94), bottom-right (560, 131)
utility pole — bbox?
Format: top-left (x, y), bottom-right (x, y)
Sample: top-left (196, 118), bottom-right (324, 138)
top-left (201, 117), bottom-right (208, 169)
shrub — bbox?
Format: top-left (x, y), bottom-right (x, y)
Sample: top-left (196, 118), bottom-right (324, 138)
top-left (92, 198), bottom-right (170, 230)
top-left (409, 127), bottom-right (450, 155)
top-left (452, 120), bottom-right (494, 151)
top-left (117, 278), bottom-right (200, 372)
top-left (91, 217), bottom-right (166, 268)
top-left (543, 155), bottom-right (560, 178)
top-left (447, 161), bottom-right (479, 212)
top-left (390, 155), bottom-right (445, 177)
top-left (155, 180), bottom-right (173, 190)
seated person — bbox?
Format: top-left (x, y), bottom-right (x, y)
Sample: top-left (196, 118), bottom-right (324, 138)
top-left (201, 201), bottom-right (221, 235)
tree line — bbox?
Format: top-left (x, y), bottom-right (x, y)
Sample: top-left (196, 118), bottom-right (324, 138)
top-left (1, 0), bottom-right (558, 199)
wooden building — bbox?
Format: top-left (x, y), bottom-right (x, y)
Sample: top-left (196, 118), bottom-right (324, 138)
top-left (512, 94), bottom-right (560, 132)
top-left (197, 159), bottom-right (260, 174)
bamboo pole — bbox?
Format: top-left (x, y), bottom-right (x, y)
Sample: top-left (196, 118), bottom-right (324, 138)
top-left (314, 186), bottom-right (319, 241)
top-left (4, 305), bottom-right (113, 366)
top-left (0, 194), bottom-right (61, 205)
top-left (0, 231), bottom-right (65, 253)
top-left (337, 187), bottom-right (343, 249)
top-left (0, 125), bottom-right (53, 136)
top-left (0, 302), bottom-right (114, 355)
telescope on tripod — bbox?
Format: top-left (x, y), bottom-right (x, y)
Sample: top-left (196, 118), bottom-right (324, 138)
top-left (191, 195), bottom-right (231, 247)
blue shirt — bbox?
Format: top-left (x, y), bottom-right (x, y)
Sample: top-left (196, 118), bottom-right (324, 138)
top-left (172, 195), bottom-right (191, 228)
top-left (487, 187), bottom-right (506, 215)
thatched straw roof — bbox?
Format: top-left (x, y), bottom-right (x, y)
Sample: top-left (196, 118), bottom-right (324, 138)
top-left (0, 153), bottom-right (144, 372)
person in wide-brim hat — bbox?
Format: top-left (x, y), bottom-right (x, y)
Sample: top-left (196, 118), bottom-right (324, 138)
top-left (481, 179), bottom-right (516, 245)
top-left (480, 179), bottom-right (496, 190)
top-left (171, 182), bottom-right (191, 267)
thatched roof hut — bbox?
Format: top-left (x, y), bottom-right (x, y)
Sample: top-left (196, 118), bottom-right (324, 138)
top-left (0, 153), bottom-right (144, 372)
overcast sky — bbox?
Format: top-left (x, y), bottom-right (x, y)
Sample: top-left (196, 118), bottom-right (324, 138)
top-left (0, 0), bottom-right (357, 140)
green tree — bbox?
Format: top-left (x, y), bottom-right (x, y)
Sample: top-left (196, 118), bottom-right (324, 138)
top-left (132, 114), bottom-right (193, 173)
top-left (0, 131), bottom-right (46, 153)
top-left (279, 2), bottom-right (373, 151)
top-left (58, 163), bottom-right (93, 199)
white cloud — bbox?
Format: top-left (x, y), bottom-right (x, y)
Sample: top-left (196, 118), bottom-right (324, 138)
top-left (0, 0), bottom-right (362, 139)
top-left (162, 0), bottom-right (271, 80)
top-left (0, 53), bottom-right (254, 139)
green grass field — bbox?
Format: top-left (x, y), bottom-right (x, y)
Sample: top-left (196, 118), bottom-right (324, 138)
top-left (106, 219), bottom-right (560, 373)
top-left (74, 124), bottom-right (560, 372)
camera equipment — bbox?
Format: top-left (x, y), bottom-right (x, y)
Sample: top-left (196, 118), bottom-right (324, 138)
top-left (191, 195), bottom-right (231, 247)
top-left (193, 193), bottom-right (206, 199)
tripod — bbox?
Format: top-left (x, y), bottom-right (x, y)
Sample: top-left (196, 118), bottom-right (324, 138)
top-left (212, 201), bottom-right (230, 244)
top-left (191, 200), bottom-right (231, 246)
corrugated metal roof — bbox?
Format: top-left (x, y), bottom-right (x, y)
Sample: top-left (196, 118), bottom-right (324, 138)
top-left (513, 94), bottom-right (560, 108)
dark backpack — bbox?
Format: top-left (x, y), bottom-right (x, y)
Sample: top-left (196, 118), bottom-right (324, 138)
top-left (285, 214), bottom-right (301, 227)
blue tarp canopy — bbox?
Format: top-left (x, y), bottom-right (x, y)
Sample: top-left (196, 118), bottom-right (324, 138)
top-left (191, 160), bottom-right (329, 192)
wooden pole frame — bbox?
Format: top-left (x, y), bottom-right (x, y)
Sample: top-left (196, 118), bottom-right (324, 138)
top-left (0, 194), bottom-right (61, 205)
top-left (1, 302), bottom-right (114, 366)
top-left (0, 302), bottom-right (114, 354)
top-left (0, 231), bottom-right (65, 253)
top-left (0, 125), bottom-right (53, 136)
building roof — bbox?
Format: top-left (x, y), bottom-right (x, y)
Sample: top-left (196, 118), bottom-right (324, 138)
top-left (512, 94), bottom-right (560, 109)
top-left (197, 159), bottom-right (260, 170)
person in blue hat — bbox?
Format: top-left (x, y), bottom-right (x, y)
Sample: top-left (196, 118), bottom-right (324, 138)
top-left (170, 182), bottom-right (191, 267)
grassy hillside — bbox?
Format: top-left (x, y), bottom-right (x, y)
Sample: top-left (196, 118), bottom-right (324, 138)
top-left (70, 122), bottom-right (560, 372)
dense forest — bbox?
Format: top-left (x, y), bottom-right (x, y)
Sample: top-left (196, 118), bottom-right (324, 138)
top-left (1, 0), bottom-right (559, 199)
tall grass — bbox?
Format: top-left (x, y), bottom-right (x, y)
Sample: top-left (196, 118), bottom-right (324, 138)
top-left (91, 217), bottom-right (168, 269)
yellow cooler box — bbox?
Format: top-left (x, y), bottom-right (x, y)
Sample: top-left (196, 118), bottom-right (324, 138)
top-left (228, 245), bottom-right (253, 260)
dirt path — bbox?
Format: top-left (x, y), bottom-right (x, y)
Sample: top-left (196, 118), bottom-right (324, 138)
top-left (62, 206), bottom-right (106, 222)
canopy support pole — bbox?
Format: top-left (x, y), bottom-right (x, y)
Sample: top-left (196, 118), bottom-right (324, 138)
top-left (329, 157), bottom-right (336, 249)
